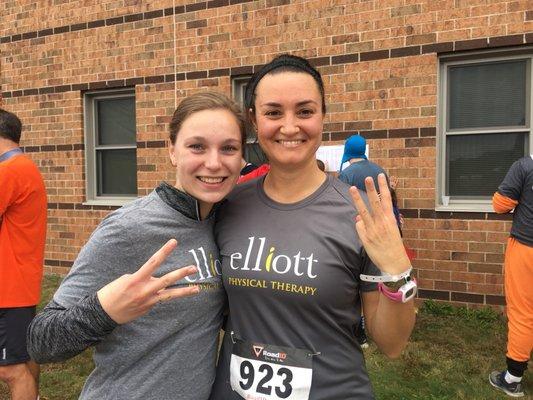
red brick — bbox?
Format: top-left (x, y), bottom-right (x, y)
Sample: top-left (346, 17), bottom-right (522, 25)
top-left (451, 252), bottom-right (485, 262)
top-left (468, 263), bottom-right (502, 274)
top-left (434, 280), bottom-right (467, 292)
top-left (485, 253), bottom-right (504, 264)
top-left (468, 242), bottom-right (503, 253)
top-left (467, 284), bottom-right (503, 295)
top-left (452, 231), bottom-right (487, 242)
top-left (451, 272), bottom-right (485, 284)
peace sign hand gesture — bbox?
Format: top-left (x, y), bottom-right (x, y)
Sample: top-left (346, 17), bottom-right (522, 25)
top-left (349, 174), bottom-right (411, 275)
top-left (97, 239), bottom-right (200, 325)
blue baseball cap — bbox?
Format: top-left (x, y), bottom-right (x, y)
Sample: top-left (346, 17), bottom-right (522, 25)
top-left (340, 134), bottom-right (366, 171)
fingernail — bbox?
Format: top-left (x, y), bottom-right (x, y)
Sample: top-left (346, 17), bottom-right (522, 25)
top-left (189, 266), bottom-right (197, 273)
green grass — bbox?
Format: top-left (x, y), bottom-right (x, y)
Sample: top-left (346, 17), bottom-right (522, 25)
top-left (0, 275), bottom-right (93, 400)
top-left (1, 278), bottom-right (531, 399)
top-left (368, 300), bottom-right (531, 399)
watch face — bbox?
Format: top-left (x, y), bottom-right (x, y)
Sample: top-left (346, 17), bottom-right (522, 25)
top-left (384, 275), bottom-right (412, 290)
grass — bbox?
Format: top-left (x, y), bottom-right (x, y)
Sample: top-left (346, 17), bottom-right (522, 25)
top-left (1, 277), bottom-right (531, 399)
top-left (368, 300), bottom-right (531, 399)
top-left (0, 275), bottom-right (93, 400)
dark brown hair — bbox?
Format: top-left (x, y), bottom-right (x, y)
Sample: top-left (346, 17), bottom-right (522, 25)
top-left (245, 54), bottom-right (326, 115)
top-left (0, 109), bottom-right (22, 144)
top-left (169, 91), bottom-right (246, 148)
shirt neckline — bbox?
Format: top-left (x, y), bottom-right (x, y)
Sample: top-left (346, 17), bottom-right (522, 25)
top-left (256, 174), bottom-right (331, 211)
top-left (0, 148), bottom-right (23, 163)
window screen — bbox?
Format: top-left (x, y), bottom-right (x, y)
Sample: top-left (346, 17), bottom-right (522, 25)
top-left (448, 60), bottom-right (526, 129)
top-left (85, 90), bottom-right (138, 200)
top-left (446, 132), bottom-right (527, 197)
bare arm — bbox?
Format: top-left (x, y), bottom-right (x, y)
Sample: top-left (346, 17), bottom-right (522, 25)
top-left (349, 174), bottom-right (416, 358)
top-left (362, 291), bottom-right (415, 358)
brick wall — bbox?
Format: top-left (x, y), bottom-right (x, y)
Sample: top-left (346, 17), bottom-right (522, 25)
top-left (1, 0), bottom-right (532, 307)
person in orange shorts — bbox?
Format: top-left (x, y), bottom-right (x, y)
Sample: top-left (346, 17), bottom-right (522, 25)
top-left (0, 109), bottom-right (47, 400)
top-left (490, 155), bottom-right (533, 398)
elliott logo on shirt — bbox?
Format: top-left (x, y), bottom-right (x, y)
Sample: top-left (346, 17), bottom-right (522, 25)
top-left (230, 236), bottom-right (318, 279)
top-left (185, 247), bottom-right (221, 282)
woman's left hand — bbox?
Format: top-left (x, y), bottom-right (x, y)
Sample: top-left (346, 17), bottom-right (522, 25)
top-left (349, 173), bottom-right (411, 275)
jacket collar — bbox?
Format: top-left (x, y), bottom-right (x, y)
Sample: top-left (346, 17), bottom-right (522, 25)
top-left (155, 182), bottom-right (222, 221)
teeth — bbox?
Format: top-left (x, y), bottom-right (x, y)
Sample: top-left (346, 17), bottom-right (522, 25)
top-left (278, 140), bottom-right (303, 147)
top-left (199, 177), bottom-right (224, 184)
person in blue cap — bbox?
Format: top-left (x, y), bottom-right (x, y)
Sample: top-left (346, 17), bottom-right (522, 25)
top-left (338, 134), bottom-right (388, 192)
top-left (339, 135), bottom-right (404, 229)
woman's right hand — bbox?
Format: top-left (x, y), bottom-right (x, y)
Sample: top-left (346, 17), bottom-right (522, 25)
top-left (97, 239), bottom-right (199, 324)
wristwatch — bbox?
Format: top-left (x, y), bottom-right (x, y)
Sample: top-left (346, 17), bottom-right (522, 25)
top-left (378, 276), bottom-right (417, 303)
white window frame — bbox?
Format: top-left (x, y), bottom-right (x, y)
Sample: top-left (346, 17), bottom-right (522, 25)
top-left (83, 88), bottom-right (138, 206)
top-left (437, 49), bottom-right (532, 212)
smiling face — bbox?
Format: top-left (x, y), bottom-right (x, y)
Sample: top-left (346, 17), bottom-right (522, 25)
top-left (169, 108), bottom-right (243, 216)
top-left (251, 71), bottom-right (324, 169)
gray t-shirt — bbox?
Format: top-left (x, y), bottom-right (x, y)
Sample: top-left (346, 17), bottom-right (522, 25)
top-left (210, 175), bottom-right (380, 400)
top-left (53, 190), bottom-right (225, 400)
top-left (497, 155), bottom-right (533, 246)
top-left (338, 159), bottom-right (387, 191)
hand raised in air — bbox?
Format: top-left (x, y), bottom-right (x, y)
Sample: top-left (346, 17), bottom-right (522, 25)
top-left (97, 239), bottom-right (199, 324)
top-left (349, 174), bottom-right (410, 275)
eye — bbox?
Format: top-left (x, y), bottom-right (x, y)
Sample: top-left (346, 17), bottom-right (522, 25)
top-left (264, 109), bottom-right (281, 118)
top-left (298, 108), bottom-right (315, 117)
top-left (188, 143), bottom-right (205, 152)
top-left (221, 145), bottom-right (240, 153)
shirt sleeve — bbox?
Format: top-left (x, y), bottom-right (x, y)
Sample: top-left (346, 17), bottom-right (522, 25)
top-left (359, 249), bottom-right (380, 292)
top-left (497, 160), bottom-right (524, 201)
top-left (52, 212), bottom-right (135, 308)
top-left (492, 191), bottom-right (518, 214)
top-left (27, 211), bottom-right (136, 362)
top-left (27, 294), bottom-right (118, 363)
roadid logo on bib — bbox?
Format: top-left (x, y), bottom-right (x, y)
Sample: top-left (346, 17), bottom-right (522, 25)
top-left (229, 332), bottom-right (318, 400)
top-left (253, 345), bottom-right (264, 358)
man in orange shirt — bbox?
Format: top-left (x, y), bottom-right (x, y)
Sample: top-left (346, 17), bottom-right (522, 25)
top-left (0, 109), bottom-right (47, 400)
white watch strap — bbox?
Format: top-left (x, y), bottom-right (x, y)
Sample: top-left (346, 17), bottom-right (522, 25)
top-left (360, 267), bottom-right (412, 283)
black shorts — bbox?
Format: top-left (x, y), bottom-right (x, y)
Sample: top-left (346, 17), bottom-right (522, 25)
top-left (0, 306), bottom-right (36, 365)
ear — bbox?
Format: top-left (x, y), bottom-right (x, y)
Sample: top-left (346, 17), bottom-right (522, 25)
top-left (248, 108), bottom-right (257, 131)
top-left (168, 139), bottom-right (177, 167)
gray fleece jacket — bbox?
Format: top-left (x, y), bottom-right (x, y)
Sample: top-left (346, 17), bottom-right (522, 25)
top-left (27, 183), bottom-right (225, 400)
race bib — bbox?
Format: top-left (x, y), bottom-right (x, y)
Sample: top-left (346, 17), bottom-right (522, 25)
top-left (229, 333), bottom-right (316, 400)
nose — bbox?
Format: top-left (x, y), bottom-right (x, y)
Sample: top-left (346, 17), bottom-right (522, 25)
top-left (280, 114), bottom-right (300, 135)
top-left (204, 149), bottom-right (222, 170)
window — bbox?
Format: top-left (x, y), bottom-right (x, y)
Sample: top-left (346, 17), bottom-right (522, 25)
top-left (232, 77), bottom-right (268, 166)
top-left (84, 89), bottom-right (137, 204)
top-left (438, 52), bottom-right (532, 211)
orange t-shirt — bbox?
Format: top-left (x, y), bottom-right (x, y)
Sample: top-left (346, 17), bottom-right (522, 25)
top-left (0, 153), bottom-right (47, 307)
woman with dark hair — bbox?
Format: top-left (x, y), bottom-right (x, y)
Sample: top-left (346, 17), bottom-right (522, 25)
top-left (210, 55), bottom-right (416, 400)
top-left (27, 92), bottom-right (246, 400)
